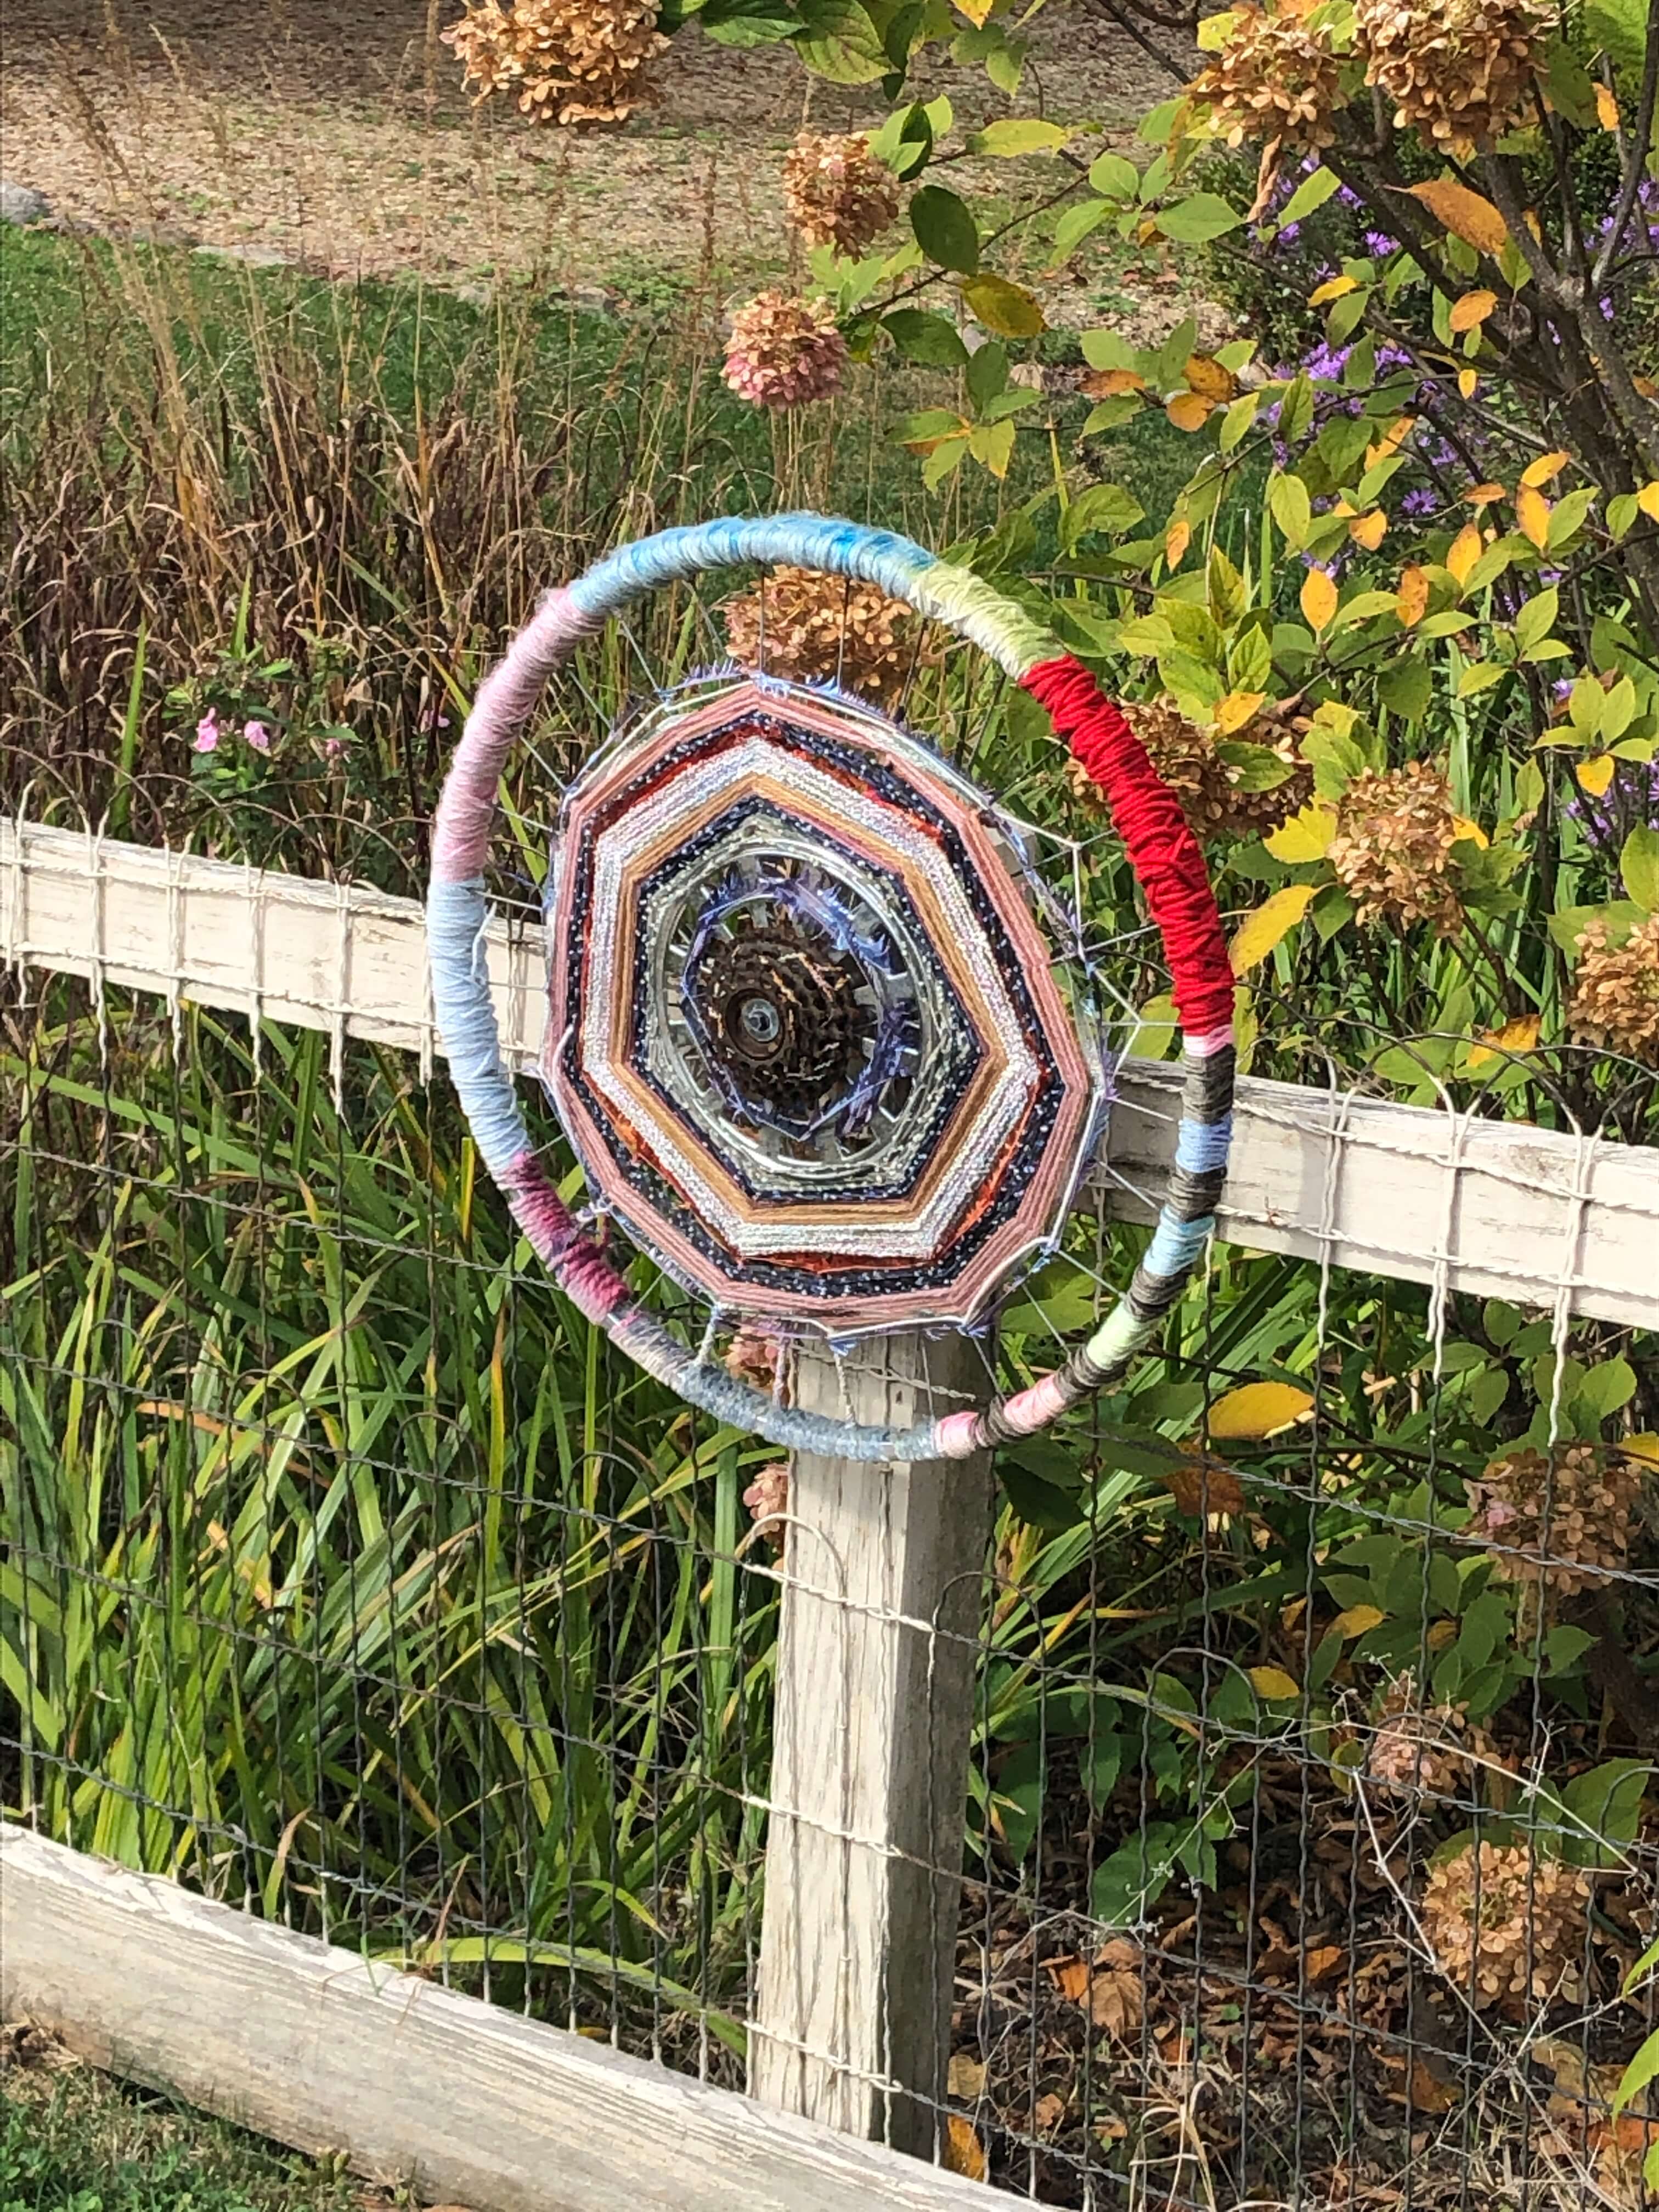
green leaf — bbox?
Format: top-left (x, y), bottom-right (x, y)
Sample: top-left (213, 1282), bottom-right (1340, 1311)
top-left (1377, 657), bottom-right (1431, 721)
top-left (962, 272), bottom-right (1046, 337)
top-left (1061, 482), bottom-right (1146, 546)
top-left (1623, 825), bottom-right (1659, 912)
top-left (697, 0), bottom-right (799, 42)
top-left (998, 1460), bottom-right (1084, 1532)
top-left (1088, 150), bottom-right (1140, 198)
top-left (793, 0), bottom-right (889, 80)
top-left (1548, 899), bottom-right (1646, 956)
top-left (881, 308), bottom-right (969, 367)
top-left (1513, 586), bottom-right (1559, 656)
top-left (969, 118), bottom-right (1070, 155)
top-left (1051, 199), bottom-right (1114, 258)
top-left (1155, 191), bottom-right (1242, 243)
top-left (1588, 0), bottom-right (1652, 77)
top-left (1267, 472), bottom-right (1312, 549)
top-left (1615, 2028), bottom-right (1659, 2123)
top-left (910, 184), bottom-right (979, 272)
top-left (1276, 164), bottom-right (1341, 227)
top-left (1555, 1756), bottom-right (1651, 1867)
top-left (1576, 1356), bottom-right (1637, 1420)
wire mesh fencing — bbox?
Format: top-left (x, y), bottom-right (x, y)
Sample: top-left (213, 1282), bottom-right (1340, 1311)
top-left (4, 919), bottom-right (1657, 2211)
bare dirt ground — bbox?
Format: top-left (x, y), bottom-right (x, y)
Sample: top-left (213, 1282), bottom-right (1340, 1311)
top-left (0, 0), bottom-right (1186, 307)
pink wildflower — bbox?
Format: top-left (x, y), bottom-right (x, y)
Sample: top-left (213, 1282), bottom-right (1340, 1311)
top-left (244, 720), bottom-right (272, 753)
top-left (194, 710), bottom-right (220, 754)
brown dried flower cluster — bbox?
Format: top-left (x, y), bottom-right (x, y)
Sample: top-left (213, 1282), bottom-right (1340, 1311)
top-left (1328, 759), bottom-right (1466, 934)
top-left (1463, 1443), bottom-right (1641, 1596)
top-left (721, 291), bottom-right (848, 409)
top-left (742, 1462), bottom-right (789, 1556)
top-left (720, 566), bottom-right (934, 708)
top-left (781, 131), bottom-right (900, 257)
top-left (1420, 1841), bottom-right (1589, 2013)
top-left (1074, 696), bottom-right (1312, 842)
top-left (444, 0), bottom-right (668, 124)
top-left (1366, 1675), bottom-right (1491, 1803)
top-left (1355, 0), bottom-right (1554, 159)
top-left (1569, 914), bottom-right (1659, 1067)
top-left (1190, 6), bottom-right (1345, 156)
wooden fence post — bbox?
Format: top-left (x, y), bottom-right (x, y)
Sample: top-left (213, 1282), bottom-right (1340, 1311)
top-left (749, 1333), bottom-right (992, 2162)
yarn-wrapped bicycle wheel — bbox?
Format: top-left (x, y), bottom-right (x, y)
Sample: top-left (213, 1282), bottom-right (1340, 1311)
top-left (428, 515), bottom-right (1236, 1463)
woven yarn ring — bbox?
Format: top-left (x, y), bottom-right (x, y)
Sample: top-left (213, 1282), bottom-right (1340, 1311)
top-left (428, 514), bottom-right (1237, 1463)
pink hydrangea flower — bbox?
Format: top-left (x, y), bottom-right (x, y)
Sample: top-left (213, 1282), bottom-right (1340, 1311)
top-left (722, 291), bottom-right (847, 409)
top-left (244, 720), bottom-right (272, 753)
top-left (194, 710), bottom-right (221, 754)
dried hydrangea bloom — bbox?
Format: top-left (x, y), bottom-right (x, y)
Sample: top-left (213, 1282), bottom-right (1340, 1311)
top-left (724, 1325), bottom-right (783, 1392)
top-left (1099, 696), bottom-right (1313, 842)
top-left (1463, 1443), bottom-right (1641, 1596)
top-left (1189, 6), bottom-right (1345, 155)
top-left (1366, 1674), bottom-right (1491, 1803)
top-left (443, 0), bottom-right (667, 125)
top-left (721, 291), bottom-right (848, 409)
top-left (1329, 759), bottom-right (1465, 934)
top-left (1355, 0), bottom-right (1554, 159)
top-left (720, 565), bottom-right (933, 708)
top-left (781, 132), bottom-right (900, 257)
top-left (1421, 1841), bottom-right (1588, 2013)
top-left (742, 1462), bottom-right (790, 1556)
top-left (1570, 914), bottom-right (1659, 1066)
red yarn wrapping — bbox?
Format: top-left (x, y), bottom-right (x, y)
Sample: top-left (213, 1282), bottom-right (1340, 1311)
top-left (1020, 654), bottom-right (1237, 1040)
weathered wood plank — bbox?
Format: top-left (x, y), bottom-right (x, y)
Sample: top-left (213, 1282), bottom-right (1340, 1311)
top-left (0, 1822), bottom-right (1020, 2212)
top-left (751, 1336), bottom-right (992, 2157)
top-left (4, 816), bottom-right (1655, 1327)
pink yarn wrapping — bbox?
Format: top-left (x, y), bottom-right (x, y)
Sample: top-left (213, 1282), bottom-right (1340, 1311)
top-left (1185, 1023), bottom-right (1237, 1058)
top-left (431, 587), bottom-right (605, 884)
top-left (997, 1373), bottom-right (1071, 1437)
top-left (934, 1409), bottom-right (984, 1461)
top-left (499, 1151), bottom-right (629, 1322)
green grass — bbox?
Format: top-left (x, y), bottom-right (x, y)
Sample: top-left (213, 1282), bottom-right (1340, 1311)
top-left (1, 2060), bottom-right (369, 2212)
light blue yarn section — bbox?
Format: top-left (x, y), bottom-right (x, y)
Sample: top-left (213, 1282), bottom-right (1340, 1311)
top-left (428, 876), bottom-right (531, 1178)
top-left (1144, 1206), bottom-right (1216, 1280)
top-left (1174, 1116), bottom-right (1234, 1174)
top-left (567, 515), bottom-right (935, 627)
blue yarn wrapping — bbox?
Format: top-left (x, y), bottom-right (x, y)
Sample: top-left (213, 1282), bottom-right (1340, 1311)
top-left (1143, 1206), bottom-right (1216, 1281)
top-left (427, 876), bottom-right (530, 1178)
top-left (566, 515), bottom-right (934, 624)
top-left (1174, 1116), bottom-right (1233, 1173)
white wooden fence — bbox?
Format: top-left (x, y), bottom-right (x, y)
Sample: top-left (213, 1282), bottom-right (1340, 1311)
top-left (3, 812), bottom-right (1657, 2211)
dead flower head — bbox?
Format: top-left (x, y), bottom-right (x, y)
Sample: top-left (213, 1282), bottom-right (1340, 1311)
top-left (721, 290), bottom-right (848, 409)
top-left (1569, 913), bottom-right (1659, 1067)
top-left (1355, 0), bottom-right (1555, 160)
top-left (781, 131), bottom-right (900, 257)
top-left (1463, 1443), bottom-right (1641, 1596)
top-left (720, 565), bottom-right (934, 708)
top-left (1084, 695), bottom-right (1312, 842)
top-left (444, 0), bottom-right (668, 125)
top-left (1328, 758), bottom-right (1466, 934)
top-left (1421, 1839), bottom-right (1589, 2013)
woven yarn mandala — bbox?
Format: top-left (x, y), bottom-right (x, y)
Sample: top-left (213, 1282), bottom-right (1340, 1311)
top-left (428, 515), bottom-right (1237, 1463)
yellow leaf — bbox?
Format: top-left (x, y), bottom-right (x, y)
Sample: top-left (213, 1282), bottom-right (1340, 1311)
top-left (1215, 689), bottom-right (1267, 735)
top-left (1310, 274), bottom-right (1358, 304)
top-left (1466, 1012), bottom-right (1541, 1069)
top-left (1521, 449), bottom-right (1571, 488)
top-left (1449, 289), bottom-right (1497, 332)
top-left (1397, 562), bottom-right (1430, 626)
top-left (1185, 352), bottom-right (1236, 401)
top-left (1249, 1666), bottom-right (1301, 1701)
top-left (952, 0), bottom-right (995, 26)
top-left (1348, 508), bottom-right (1387, 550)
top-left (1165, 516), bottom-right (1192, 567)
top-left (1167, 391), bottom-right (1214, 432)
top-left (1406, 178), bottom-right (1509, 257)
top-left (962, 273), bottom-right (1046, 338)
top-left (1446, 524), bottom-right (1483, 586)
top-left (1577, 753), bottom-right (1616, 795)
top-left (1451, 814), bottom-right (1489, 848)
top-left (1626, 1434), bottom-right (1659, 1470)
top-left (1465, 482), bottom-right (1506, 507)
top-left (943, 2114), bottom-right (987, 2180)
top-left (1331, 1603), bottom-right (1386, 1639)
top-left (1208, 1380), bottom-right (1316, 1440)
top-left (1637, 481), bottom-right (1659, 521)
top-left (1365, 415), bottom-right (1416, 467)
top-left (1229, 883), bottom-right (1316, 975)
top-left (1300, 567), bottom-right (1339, 632)
top-left (1082, 366), bottom-right (1147, 397)
top-left (1596, 81), bottom-right (1620, 131)
top-left (1458, 368), bottom-right (1480, 399)
top-left (1265, 802), bottom-right (1337, 862)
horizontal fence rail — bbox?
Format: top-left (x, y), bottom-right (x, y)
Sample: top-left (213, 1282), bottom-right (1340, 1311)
top-left (4, 815), bottom-right (1655, 1330)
